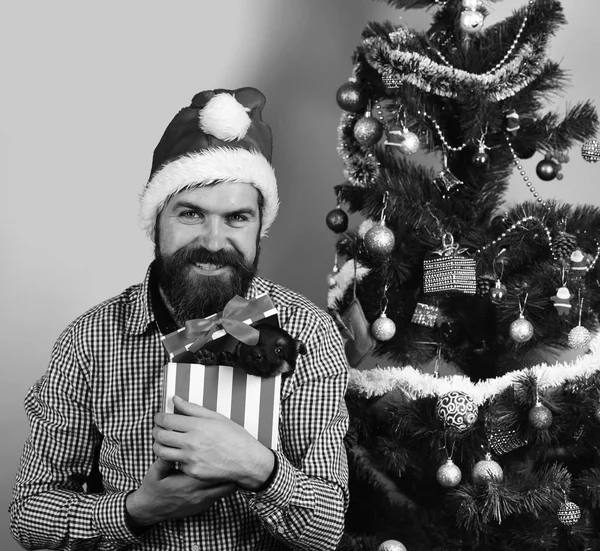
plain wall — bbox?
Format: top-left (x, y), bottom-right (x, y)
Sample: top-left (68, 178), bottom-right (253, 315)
top-left (2, 1), bottom-right (599, 548)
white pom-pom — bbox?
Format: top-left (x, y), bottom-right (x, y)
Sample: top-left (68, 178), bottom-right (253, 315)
top-left (199, 93), bottom-right (252, 141)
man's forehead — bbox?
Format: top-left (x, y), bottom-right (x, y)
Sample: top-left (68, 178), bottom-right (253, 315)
top-left (167, 181), bottom-right (260, 207)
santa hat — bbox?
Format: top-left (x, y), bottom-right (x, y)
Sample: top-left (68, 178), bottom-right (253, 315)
top-left (139, 87), bottom-right (278, 239)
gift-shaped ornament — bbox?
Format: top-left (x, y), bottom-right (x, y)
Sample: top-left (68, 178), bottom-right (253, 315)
top-left (423, 233), bottom-right (476, 295)
top-left (411, 302), bottom-right (440, 327)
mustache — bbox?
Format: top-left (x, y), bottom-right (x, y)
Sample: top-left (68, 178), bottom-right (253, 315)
top-left (171, 245), bottom-right (248, 268)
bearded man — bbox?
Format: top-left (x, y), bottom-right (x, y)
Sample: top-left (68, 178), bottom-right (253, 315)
top-left (10, 87), bottom-right (349, 551)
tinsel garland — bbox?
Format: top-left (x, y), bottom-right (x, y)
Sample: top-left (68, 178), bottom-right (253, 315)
top-left (328, 258), bottom-right (371, 309)
top-left (348, 334), bottom-right (600, 402)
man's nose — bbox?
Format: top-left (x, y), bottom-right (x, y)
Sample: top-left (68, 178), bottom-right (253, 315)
top-left (200, 218), bottom-right (227, 252)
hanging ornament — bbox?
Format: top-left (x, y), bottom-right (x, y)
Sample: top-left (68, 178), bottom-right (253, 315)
top-left (570, 249), bottom-right (592, 274)
top-left (436, 458), bottom-right (462, 488)
top-left (581, 139), bottom-right (600, 163)
top-left (488, 426), bottom-right (528, 455)
top-left (423, 233), bottom-right (476, 295)
top-left (436, 391), bottom-right (478, 433)
top-left (472, 452), bottom-right (503, 484)
top-left (472, 130), bottom-right (490, 168)
top-left (509, 294), bottom-right (534, 343)
top-left (411, 301), bottom-right (440, 327)
top-left (552, 231), bottom-right (578, 262)
top-left (505, 110), bottom-right (520, 136)
top-left (433, 150), bottom-right (464, 198)
top-left (364, 191), bottom-right (395, 256)
top-left (378, 541), bottom-right (407, 551)
top-left (528, 401), bottom-right (553, 430)
top-left (557, 500), bottom-right (581, 526)
top-left (460, 9), bottom-right (485, 34)
top-left (371, 313), bottom-right (396, 341)
top-left (385, 126), bottom-right (420, 154)
top-left (568, 325), bottom-right (592, 349)
top-left (489, 280), bottom-right (508, 305)
top-left (535, 158), bottom-right (558, 181)
top-left (353, 108), bottom-right (383, 147)
top-left (326, 254), bottom-right (340, 290)
top-left (461, 0), bottom-right (483, 8)
top-left (335, 81), bottom-right (365, 113)
top-left (512, 140), bottom-right (536, 159)
top-left (550, 286), bottom-right (572, 317)
top-left (326, 204), bottom-right (349, 233)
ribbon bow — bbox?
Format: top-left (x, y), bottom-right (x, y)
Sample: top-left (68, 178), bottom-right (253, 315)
top-left (183, 295), bottom-right (260, 353)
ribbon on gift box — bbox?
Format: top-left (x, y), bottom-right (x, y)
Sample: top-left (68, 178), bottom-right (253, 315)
top-left (161, 294), bottom-right (277, 360)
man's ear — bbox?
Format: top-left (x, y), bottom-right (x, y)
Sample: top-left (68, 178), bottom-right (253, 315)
top-left (295, 340), bottom-right (307, 356)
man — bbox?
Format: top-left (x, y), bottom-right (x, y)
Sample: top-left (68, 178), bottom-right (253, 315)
top-left (10, 87), bottom-right (350, 550)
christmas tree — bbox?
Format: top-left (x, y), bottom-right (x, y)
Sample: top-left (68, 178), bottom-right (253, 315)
top-left (325, 1), bottom-right (600, 549)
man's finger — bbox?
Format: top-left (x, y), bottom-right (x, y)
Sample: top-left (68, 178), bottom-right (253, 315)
top-left (173, 396), bottom-right (227, 420)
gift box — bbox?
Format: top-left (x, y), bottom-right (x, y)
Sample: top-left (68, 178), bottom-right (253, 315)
top-left (161, 363), bottom-right (281, 449)
top-left (161, 293), bottom-right (279, 362)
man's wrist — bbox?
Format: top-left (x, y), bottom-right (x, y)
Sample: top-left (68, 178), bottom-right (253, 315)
top-left (238, 445), bottom-right (276, 492)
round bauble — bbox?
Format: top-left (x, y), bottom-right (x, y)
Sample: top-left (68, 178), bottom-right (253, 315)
top-left (325, 208), bottom-right (349, 233)
top-left (378, 540), bottom-right (407, 551)
top-left (557, 501), bottom-right (581, 526)
top-left (364, 224), bottom-right (395, 256)
top-left (513, 141), bottom-right (537, 159)
top-left (528, 403), bottom-right (553, 430)
top-left (387, 129), bottom-right (420, 154)
top-left (461, 0), bottom-right (483, 8)
top-left (536, 159), bottom-right (557, 181)
top-left (436, 391), bottom-right (478, 433)
top-left (335, 82), bottom-right (364, 113)
top-left (354, 116), bottom-right (383, 146)
top-left (581, 139), bottom-right (600, 163)
top-left (489, 281), bottom-right (508, 305)
top-left (568, 325), bottom-right (592, 349)
top-left (472, 453), bottom-right (503, 484)
top-left (509, 316), bottom-right (534, 343)
top-left (460, 10), bottom-right (484, 33)
top-left (472, 151), bottom-right (490, 168)
top-left (436, 459), bottom-right (462, 488)
top-left (371, 314), bottom-right (397, 341)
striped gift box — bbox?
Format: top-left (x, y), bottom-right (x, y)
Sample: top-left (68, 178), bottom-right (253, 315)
top-left (161, 363), bottom-right (281, 450)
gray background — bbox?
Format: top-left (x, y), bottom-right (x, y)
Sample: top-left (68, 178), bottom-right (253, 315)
top-left (2, 1), bottom-right (599, 548)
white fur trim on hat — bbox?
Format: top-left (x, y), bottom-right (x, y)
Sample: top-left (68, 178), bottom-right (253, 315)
top-left (199, 93), bottom-right (252, 141)
top-left (139, 147), bottom-right (278, 239)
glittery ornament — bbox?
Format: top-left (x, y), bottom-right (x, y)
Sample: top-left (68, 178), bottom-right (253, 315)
top-left (581, 139), bottom-right (600, 163)
top-left (461, 0), bottom-right (483, 8)
top-left (335, 82), bottom-right (364, 113)
top-left (472, 453), bottom-right (503, 484)
top-left (371, 313), bottom-right (397, 341)
top-left (551, 287), bottom-right (572, 316)
top-left (557, 501), bottom-right (581, 526)
top-left (411, 302), bottom-right (440, 327)
top-left (436, 391), bottom-right (478, 433)
top-left (354, 114), bottom-right (383, 146)
top-left (460, 10), bottom-right (484, 33)
top-left (378, 540), bottom-right (407, 551)
top-left (472, 150), bottom-right (490, 168)
top-left (436, 459), bottom-right (462, 488)
top-left (509, 315), bottom-right (534, 343)
top-left (325, 208), bottom-right (349, 233)
top-left (489, 426), bottom-right (528, 455)
top-left (505, 110), bottom-right (520, 135)
top-left (364, 224), bottom-right (395, 256)
top-left (423, 234), bottom-right (476, 295)
top-left (385, 127), bottom-right (420, 154)
top-left (568, 325), bottom-right (592, 349)
top-left (528, 402), bottom-right (553, 430)
top-left (536, 159), bottom-right (557, 181)
top-left (489, 280), bottom-right (508, 305)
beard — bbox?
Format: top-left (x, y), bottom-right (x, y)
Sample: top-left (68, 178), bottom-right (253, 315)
top-left (154, 244), bottom-right (259, 324)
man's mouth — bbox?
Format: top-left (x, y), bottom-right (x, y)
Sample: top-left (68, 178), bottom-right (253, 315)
top-left (192, 262), bottom-right (229, 275)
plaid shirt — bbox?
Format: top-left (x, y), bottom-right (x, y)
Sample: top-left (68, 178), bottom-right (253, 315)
top-left (10, 266), bottom-right (349, 550)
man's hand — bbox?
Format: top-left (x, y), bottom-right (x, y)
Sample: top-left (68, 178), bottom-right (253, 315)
top-left (125, 458), bottom-right (236, 528)
top-left (153, 396), bottom-right (275, 491)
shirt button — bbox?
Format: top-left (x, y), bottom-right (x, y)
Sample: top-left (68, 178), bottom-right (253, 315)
top-left (255, 503), bottom-right (265, 511)
top-left (277, 526), bottom-right (285, 534)
top-left (191, 544), bottom-right (200, 551)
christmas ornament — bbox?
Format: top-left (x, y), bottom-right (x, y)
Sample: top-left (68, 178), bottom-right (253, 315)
top-left (338, 298), bottom-right (377, 368)
top-left (335, 81), bottom-right (364, 113)
top-left (371, 313), bottom-right (396, 341)
top-left (378, 540), bottom-right (407, 551)
top-left (472, 453), bottom-right (503, 484)
top-left (326, 258), bottom-right (339, 289)
top-left (513, 140), bottom-right (536, 159)
top-left (472, 145), bottom-right (490, 168)
top-left (461, 0), bottom-right (483, 8)
top-left (535, 159), bottom-right (557, 181)
top-left (364, 224), bottom-right (395, 256)
top-left (568, 325), bottom-right (592, 349)
top-left (411, 302), bottom-right (440, 327)
top-left (460, 10), bottom-right (484, 33)
top-left (489, 426), bottom-right (528, 455)
top-left (581, 139), bottom-right (600, 163)
top-left (552, 231), bottom-right (578, 262)
top-left (436, 458), bottom-right (462, 488)
top-left (354, 110), bottom-right (383, 147)
top-left (325, 206), bottom-right (349, 233)
top-left (550, 286), bottom-right (572, 316)
top-left (505, 110), bottom-right (520, 135)
top-left (510, 316), bottom-right (533, 343)
top-left (570, 249), bottom-right (592, 273)
top-left (385, 126), bottom-right (420, 154)
top-left (423, 233), bottom-right (476, 295)
top-left (557, 500), bottom-right (581, 526)
top-left (489, 280), bottom-right (508, 305)
top-left (436, 391), bottom-right (478, 433)
top-left (476, 274), bottom-right (496, 296)
top-left (528, 402), bottom-right (553, 430)
top-left (433, 151), bottom-right (464, 197)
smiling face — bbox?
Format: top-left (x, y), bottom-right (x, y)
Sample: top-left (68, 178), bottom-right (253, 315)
top-left (154, 181), bottom-right (262, 323)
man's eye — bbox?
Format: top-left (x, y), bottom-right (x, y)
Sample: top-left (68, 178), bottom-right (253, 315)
top-left (180, 211), bottom-right (200, 219)
top-left (229, 214), bottom-right (248, 223)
